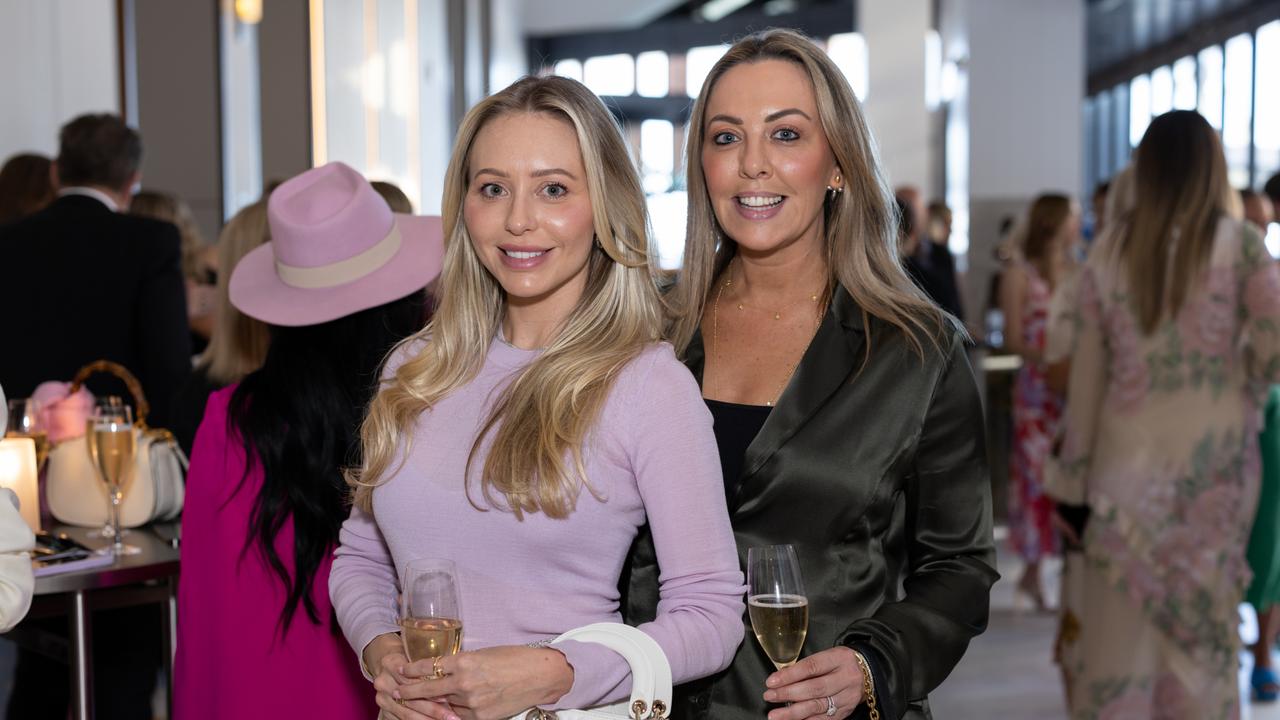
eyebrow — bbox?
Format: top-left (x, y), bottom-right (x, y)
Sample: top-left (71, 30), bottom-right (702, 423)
top-left (472, 167), bottom-right (578, 181)
top-left (706, 108), bottom-right (813, 128)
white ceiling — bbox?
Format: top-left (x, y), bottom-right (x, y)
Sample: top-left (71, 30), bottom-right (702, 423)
top-left (520, 0), bottom-right (688, 36)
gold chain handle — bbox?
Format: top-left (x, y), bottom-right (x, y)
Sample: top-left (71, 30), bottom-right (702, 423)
top-left (852, 650), bottom-right (880, 720)
top-left (67, 359), bottom-right (152, 429)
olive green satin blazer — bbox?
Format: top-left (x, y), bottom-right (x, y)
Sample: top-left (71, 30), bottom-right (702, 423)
top-left (623, 286), bottom-right (998, 720)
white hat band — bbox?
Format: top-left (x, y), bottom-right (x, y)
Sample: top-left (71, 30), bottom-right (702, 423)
top-left (275, 222), bottom-right (402, 289)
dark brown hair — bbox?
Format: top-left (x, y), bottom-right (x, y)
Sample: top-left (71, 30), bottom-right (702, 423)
top-left (0, 153), bottom-right (55, 224)
top-left (56, 114), bottom-right (142, 190)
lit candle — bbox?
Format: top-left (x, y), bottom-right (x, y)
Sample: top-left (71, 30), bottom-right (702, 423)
top-left (0, 439), bottom-right (40, 532)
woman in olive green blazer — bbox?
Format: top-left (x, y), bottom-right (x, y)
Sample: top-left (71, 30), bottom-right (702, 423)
top-left (625, 30), bottom-right (997, 720)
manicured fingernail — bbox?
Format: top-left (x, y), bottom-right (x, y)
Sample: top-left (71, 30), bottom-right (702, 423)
top-left (392, 689), bottom-right (402, 700)
top-left (766, 676), bottom-right (779, 687)
top-left (764, 690), bottom-right (777, 701)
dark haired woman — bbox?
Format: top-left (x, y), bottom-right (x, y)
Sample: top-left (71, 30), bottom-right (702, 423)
top-left (173, 162), bottom-right (443, 718)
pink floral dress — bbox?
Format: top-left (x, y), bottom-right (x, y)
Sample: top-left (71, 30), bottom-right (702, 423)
top-left (1009, 263), bottom-right (1062, 563)
top-left (1059, 217), bottom-right (1280, 719)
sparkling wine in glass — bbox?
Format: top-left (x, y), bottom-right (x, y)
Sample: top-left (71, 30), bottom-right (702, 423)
top-left (86, 398), bottom-right (139, 556)
top-left (748, 544), bottom-right (809, 670)
top-left (6, 399), bottom-right (50, 471)
top-left (400, 558), bottom-right (463, 672)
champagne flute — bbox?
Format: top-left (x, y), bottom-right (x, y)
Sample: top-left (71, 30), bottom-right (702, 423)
top-left (400, 558), bottom-right (464, 673)
top-left (748, 544), bottom-right (809, 670)
top-left (86, 397), bottom-right (140, 556)
top-left (6, 399), bottom-right (50, 472)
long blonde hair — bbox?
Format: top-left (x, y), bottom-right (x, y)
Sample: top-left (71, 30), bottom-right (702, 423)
top-left (667, 29), bottom-right (948, 357)
top-left (198, 199), bottom-right (271, 384)
top-left (1121, 110), bottom-right (1235, 334)
top-left (352, 75), bottom-right (663, 517)
top-left (130, 190), bottom-right (208, 281)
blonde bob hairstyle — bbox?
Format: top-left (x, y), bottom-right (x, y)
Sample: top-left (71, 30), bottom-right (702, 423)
top-left (197, 198), bottom-right (271, 385)
top-left (351, 75), bottom-right (664, 517)
top-left (667, 29), bottom-right (949, 357)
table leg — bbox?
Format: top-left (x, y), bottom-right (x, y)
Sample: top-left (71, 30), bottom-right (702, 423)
top-left (69, 589), bottom-right (93, 719)
top-left (163, 577), bottom-right (177, 715)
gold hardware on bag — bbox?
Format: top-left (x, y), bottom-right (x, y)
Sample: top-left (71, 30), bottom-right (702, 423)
top-left (630, 699), bottom-right (648, 718)
top-left (651, 700), bottom-right (668, 718)
top-left (524, 710), bottom-right (558, 720)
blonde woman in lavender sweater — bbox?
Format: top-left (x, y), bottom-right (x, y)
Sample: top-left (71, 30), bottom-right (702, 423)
top-left (330, 75), bottom-right (746, 720)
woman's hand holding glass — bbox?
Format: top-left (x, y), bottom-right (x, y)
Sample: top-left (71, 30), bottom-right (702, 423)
top-left (392, 645), bottom-right (574, 720)
top-left (762, 647), bottom-right (865, 720)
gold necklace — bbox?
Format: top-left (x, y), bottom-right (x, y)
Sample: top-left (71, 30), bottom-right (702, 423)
top-left (722, 263), bottom-right (822, 320)
top-left (711, 260), bottom-right (829, 407)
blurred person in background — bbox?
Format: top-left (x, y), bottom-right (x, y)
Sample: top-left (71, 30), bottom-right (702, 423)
top-left (1243, 188), bottom-right (1275, 234)
top-left (897, 186), bottom-right (965, 320)
top-left (0, 153), bottom-right (56, 225)
top-left (1265, 173), bottom-right (1280, 228)
top-left (169, 197), bottom-right (272, 455)
top-left (1090, 180), bottom-right (1111, 241)
top-left (131, 189), bottom-right (217, 352)
top-left (371, 180), bottom-right (414, 214)
top-left (1001, 193), bottom-right (1079, 612)
top-left (174, 162), bottom-right (440, 718)
top-left (1, 111), bottom-right (187, 720)
top-left (1059, 110), bottom-right (1280, 718)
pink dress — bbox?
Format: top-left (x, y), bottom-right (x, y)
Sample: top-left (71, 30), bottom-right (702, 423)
top-left (1008, 263), bottom-right (1062, 563)
top-left (174, 386), bottom-right (372, 719)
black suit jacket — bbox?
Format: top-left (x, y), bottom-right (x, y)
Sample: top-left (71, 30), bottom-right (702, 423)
top-left (624, 286), bottom-right (998, 720)
top-left (0, 194), bottom-right (191, 428)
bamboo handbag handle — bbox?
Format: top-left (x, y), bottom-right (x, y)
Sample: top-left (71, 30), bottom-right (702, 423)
top-left (67, 359), bottom-right (152, 429)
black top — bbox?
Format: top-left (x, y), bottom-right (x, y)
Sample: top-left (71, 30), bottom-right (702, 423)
top-left (705, 398), bottom-right (771, 500)
top-left (0, 195), bottom-right (191, 428)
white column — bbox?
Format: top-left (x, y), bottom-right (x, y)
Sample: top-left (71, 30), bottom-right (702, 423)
top-left (860, 0), bottom-right (931, 192)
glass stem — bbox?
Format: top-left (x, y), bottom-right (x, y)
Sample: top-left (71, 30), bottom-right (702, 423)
top-left (110, 493), bottom-right (123, 554)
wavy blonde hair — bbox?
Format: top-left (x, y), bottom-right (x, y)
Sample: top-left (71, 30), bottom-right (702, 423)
top-left (667, 29), bottom-right (948, 357)
top-left (198, 198), bottom-right (271, 384)
top-left (351, 75), bottom-right (663, 517)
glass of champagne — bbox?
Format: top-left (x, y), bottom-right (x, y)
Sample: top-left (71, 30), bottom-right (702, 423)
top-left (748, 544), bottom-right (809, 670)
top-left (86, 397), bottom-right (139, 556)
top-left (6, 399), bottom-right (50, 472)
top-left (400, 558), bottom-right (464, 674)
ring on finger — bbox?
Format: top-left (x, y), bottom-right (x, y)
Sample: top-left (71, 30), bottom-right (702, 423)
top-left (396, 696), bottom-right (406, 706)
top-left (432, 656), bottom-right (447, 678)
top-left (824, 695), bottom-right (837, 717)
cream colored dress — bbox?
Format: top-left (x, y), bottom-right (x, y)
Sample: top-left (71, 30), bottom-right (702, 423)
top-left (1060, 217), bottom-right (1280, 719)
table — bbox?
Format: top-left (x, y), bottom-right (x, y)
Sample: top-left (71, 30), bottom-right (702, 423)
top-left (24, 522), bottom-right (180, 720)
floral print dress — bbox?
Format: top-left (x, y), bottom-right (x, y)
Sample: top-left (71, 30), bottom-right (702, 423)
top-left (1059, 217), bottom-right (1280, 719)
top-left (1009, 263), bottom-right (1062, 563)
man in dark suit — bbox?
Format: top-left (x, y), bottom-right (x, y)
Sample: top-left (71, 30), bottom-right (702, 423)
top-left (1, 113), bottom-right (188, 719)
top-left (0, 113), bottom-right (191, 427)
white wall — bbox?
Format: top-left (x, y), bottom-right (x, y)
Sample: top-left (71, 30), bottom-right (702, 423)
top-left (0, 0), bottom-right (119, 162)
top-left (966, 0), bottom-right (1084, 199)
top-left (860, 0), bottom-right (931, 192)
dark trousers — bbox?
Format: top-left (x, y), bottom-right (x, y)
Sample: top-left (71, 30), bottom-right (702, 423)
top-left (8, 606), bottom-right (162, 719)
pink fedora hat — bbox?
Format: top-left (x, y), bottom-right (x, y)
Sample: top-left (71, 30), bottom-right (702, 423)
top-left (229, 162), bottom-right (443, 326)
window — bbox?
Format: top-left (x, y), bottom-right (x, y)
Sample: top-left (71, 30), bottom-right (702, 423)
top-left (1198, 45), bottom-right (1224, 129)
top-left (583, 54), bottom-right (635, 96)
top-left (1112, 83), bottom-right (1130, 172)
top-left (1095, 90), bottom-right (1113, 184)
top-left (1224, 33), bottom-right (1253, 188)
top-left (1150, 65), bottom-right (1173, 116)
top-left (1255, 21), bottom-right (1280, 190)
top-left (554, 59), bottom-right (583, 83)
top-left (640, 119), bottom-right (674, 194)
top-left (1130, 74), bottom-right (1152, 148)
top-left (827, 33), bottom-right (869, 101)
top-left (685, 45), bottom-right (729, 98)
top-left (1172, 56), bottom-right (1197, 110)
top-left (636, 51), bottom-right (669, 98)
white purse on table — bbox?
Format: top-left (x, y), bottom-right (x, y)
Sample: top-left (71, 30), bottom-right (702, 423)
top-left (44, 361), bottom-right (186, 528)
top-left (510, 623), bottom-right (672, 720)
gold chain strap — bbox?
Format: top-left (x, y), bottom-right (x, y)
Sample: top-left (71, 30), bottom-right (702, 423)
top-left (852, 650), bottom-right (880, 720)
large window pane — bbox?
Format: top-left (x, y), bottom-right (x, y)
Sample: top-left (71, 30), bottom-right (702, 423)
top-left (827, 33), bottom-right (869, 101)
top-left (1150, 65), bottom-right (1173, 115)
top-left (685, 45), bottom-right (729, 98)
top-left (1255, 21), bottom-right (1280, 190)
top-left (1130, 74), bottom-right (1152, 148)
top-left (636, 51), bottom-right (669, 98)
top-left (1224, 33), bottom-right (1253, 189)
top-left (554, 59), bottom-right (582, 83)
top-left (1113, 82), bottom-right (1130, 171)
top-left (1172, 55), bottom-right (1197, 110)
top-left (640, 119), bottom-right (674, 194)
top-left (583, 54), bottom-right (635, 96)
top-left (1095, 90), bottom-right (1113, 183)
top-left (1198, 45), bottom-right (1224, 129)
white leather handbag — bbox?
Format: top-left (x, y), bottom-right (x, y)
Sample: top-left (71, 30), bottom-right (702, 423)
top-left (45, 361), bottom-right (186, 528)
top-left (510, 623), bottom-right (672, 720)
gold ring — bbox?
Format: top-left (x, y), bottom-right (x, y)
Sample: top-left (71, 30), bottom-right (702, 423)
top-left (396, 696), bottom-right (406, 706)
top-left (432, 656), bottom-right (447, 678)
